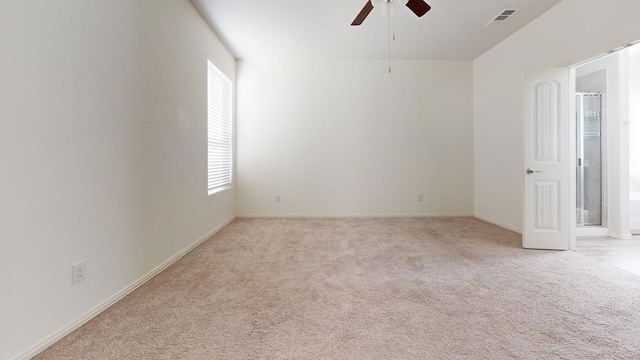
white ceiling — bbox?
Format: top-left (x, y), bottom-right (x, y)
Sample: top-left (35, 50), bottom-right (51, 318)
top-left (189, 0), bottom-right (562, 61)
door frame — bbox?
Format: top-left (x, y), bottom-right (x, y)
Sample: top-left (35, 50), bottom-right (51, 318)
top-left (569, 48), bottom-right (636, 243)
top-left (569, 67), bottom-right (577, 250)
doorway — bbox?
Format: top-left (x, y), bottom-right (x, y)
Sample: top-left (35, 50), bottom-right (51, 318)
top-left (572, 42), bottom-right (640, 240)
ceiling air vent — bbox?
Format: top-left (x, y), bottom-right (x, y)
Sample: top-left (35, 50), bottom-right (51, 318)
top-left (485, 9), bottom-right (519, 27)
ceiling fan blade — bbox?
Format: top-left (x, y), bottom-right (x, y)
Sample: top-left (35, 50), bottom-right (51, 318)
top-left (405, 0), bottom-right (431, 17)
top-left (351, 0), bottom-right (374, 26)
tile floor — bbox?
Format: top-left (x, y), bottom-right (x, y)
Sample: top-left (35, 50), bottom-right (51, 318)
top-left (576, 235), bottom-right (640, 276)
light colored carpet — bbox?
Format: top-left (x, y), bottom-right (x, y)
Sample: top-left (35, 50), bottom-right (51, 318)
top-left (36, 217), bottom-right (640, 359)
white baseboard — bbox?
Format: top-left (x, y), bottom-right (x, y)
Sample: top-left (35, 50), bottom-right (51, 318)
top-left (14, 215), bottom-right (236, 360)
top-left (473, 214), bottom-right (522, 234)
top-left (236, 213), bottom-right (474, 219)
top-left (576, 227), bottom-right (609, 237)
top-left (608, 231), bottom-right (634, 240)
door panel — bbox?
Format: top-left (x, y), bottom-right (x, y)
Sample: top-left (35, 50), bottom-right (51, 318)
top-left (523, 68), bottom-right (571, 250)
top-left (533, 81), bottom-right (560, 162)
top-left (534, 180), bottom-right (559, 230)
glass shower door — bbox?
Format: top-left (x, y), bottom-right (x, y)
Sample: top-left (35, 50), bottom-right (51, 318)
top-left (576, 93), bottom-right (603, 226)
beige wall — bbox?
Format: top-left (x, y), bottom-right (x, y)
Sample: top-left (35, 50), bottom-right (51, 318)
top-left (236, 60), bottom-right (474, 217)
top-left (0, 1), bottom-right (235, 358)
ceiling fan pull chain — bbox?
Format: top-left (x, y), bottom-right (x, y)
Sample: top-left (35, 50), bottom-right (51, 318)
top-left (392, 0), bottom-right (396, 41)
top-left (388, 2), bottom-right (391, 73)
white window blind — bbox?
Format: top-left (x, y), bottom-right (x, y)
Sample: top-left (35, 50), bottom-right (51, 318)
top-left (207, 59), bottom-right (233, 194)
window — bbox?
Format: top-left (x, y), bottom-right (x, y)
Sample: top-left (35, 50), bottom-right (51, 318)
top-left (207, 59), bottom-right (233, 194)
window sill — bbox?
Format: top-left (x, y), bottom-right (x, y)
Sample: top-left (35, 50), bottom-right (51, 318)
top-left (208, 185), bottom-right (233, 196)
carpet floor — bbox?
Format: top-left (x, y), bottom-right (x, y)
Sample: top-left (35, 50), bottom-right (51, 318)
top-left (36, 217), bottom-right (640, 359)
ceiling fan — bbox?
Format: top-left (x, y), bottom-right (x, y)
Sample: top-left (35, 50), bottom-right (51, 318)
top-left (351, 0), bottom-right (431, 26)
top-left (351, 0), bottom-right (431, 73)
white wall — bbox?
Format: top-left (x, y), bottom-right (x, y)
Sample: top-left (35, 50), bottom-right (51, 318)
top-left (474, 0), bottom-right (640, 232)
top-left (629, 45), bottom-right (640, 231)
top-left (0, 1), bottom-right (235, 359)
top-left (237, 60), bottom-right (473, 217)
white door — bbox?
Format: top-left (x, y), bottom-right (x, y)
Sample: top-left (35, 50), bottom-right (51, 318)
top-left (523, 68), bottom-right (572, 250)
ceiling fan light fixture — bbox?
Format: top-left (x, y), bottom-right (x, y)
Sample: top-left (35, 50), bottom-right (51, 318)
top-left (370, 0), bottom-right (386, 8)
top-left (380, 1), bottom-right (390, 18)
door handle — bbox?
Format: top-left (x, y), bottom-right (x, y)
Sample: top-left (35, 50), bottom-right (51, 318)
top-left (526, 168), bottom-right (541, 175)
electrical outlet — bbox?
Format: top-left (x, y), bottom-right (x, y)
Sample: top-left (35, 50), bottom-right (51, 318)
top-left (72, 260), bottom-right (87, 284)
top-left (275, 194), bottom-right (281, 202)
top-left (418, 194), bottom-right (424, 202)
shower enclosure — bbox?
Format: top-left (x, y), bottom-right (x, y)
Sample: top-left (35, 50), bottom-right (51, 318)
top-left (576, 92), bottom-right (603, 226)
